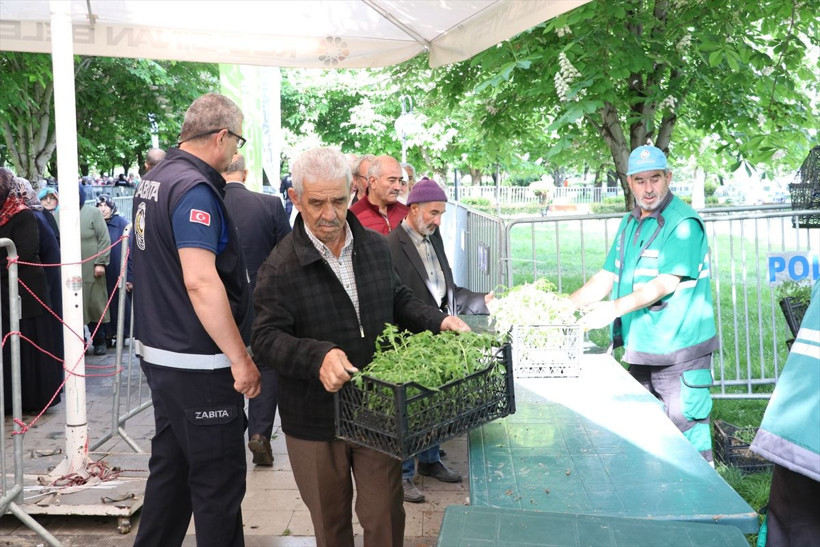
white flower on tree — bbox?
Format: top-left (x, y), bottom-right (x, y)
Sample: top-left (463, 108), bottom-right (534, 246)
top-left (659, 95), bottom-right (678, 110)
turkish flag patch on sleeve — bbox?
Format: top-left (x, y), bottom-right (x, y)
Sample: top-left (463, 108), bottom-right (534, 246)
top-left (189, 209), bottom-right (212, 226)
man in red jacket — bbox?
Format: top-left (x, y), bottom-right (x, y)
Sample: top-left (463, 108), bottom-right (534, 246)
top-left (349, 155), bottom-right (407, 234)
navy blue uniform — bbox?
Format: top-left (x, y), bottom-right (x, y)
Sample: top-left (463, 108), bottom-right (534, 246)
top-left (132, 148), bottom-right (251, 547)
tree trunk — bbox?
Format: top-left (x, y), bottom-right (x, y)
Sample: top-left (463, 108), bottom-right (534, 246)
top-left (136, 151), bottom-right (146, 176)
top-left (468, 167), bottom-right (482, 185)
top-left (420, 147), bottom-right (434, 177)
top-left (593, 164), bottom-right (604, 188)
top-left (46, 154), bottom-right (57, 180)
top-left (606, 170), bottom-right (618, 188)
top-left (1, 54), bottom-right (57, 182)
top-left (599, 101), bottom-right (633, 210)
top-left (1, 104), bottom-right (56, 183)
top-left (417, 147), bottom-right (448, 181)
top-left (655, 108), bottom-right (678, 153)
top-left (550, 166), bottom-right (568, 187)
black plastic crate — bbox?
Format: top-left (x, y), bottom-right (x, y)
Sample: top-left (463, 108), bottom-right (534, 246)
top-left (334, 344), bottom-right (515, 460)
top-left (779, 297), bottom-right (808, 337)
top-left (788, 183), bottom-right (820, 228)
top-left (713, 419), bottom-right (772, 473)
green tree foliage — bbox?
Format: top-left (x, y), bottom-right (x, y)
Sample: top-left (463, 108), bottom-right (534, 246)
top-left (0, 52), bottom-right (217, 182)
top-left (1, 53), bottom-right (57, 182)
top-left (280, 69), bottom-right (404, 164)
top-left (75, 56), bottom-right (217, 177)
top-left (429, 0), bottom-right (818, 208)
top-left (280, 68), bottom-right (475, 183)
top-left (389, 56), bottom-right (531, 184)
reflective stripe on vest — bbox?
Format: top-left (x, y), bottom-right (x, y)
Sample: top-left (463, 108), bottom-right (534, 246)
top-left (136, 340), bottom-right (246, 370)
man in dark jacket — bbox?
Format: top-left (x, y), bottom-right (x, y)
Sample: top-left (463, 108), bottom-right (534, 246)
top-left (222, 153), bottom-right (291, 466)
top-left (388, 177), bottom-right (492, 317)
top-left (251, 147), bottom-right (468, 547)
top-left (387, 176), bottom-right (493, 502)
top-left (279, 173), bottom-right (294, 219)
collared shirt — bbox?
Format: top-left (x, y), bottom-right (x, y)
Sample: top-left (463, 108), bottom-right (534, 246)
top-left (626, 190), bottom-right (674, 246)
top-left (304, 222), bottom-right (360, 321)
top-left (401, 219), bottom-right (447, 309)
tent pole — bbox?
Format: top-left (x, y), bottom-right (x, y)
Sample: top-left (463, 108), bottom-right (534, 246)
top-left (49, 0), bottom-right (89, 475)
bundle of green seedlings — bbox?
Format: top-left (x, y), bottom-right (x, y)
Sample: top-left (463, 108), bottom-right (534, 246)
top-left (344, 324), bottom-right (507, 443)
top-left (353, 323), bottom-right (502, 389)
top-left (487, 278), bottom-right (580, 339)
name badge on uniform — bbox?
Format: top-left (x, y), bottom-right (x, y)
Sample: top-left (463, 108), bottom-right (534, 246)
top-left (186, 406), bottom-right (236, 425)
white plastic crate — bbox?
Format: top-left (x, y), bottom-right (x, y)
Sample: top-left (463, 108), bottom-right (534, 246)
top-left (511, 324), bottom-right (582, 377)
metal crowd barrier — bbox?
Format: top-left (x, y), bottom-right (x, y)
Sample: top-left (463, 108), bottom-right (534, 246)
top-left (704, 208), bottom-right (819, 397)
top-left (447, 185), bottom-right (622, 205)
top-left (112, 196), bottom-right (134, 222)
top-left (448, 203), bottom-right (820, 398)
top-left (0, 238), bottom-right (62, 546)
top-left (85, 184), bottom-right (136, 200)
top-left (40, 216), bottom-right (149, 453)
top-left (442, 204), bottom-right (504, 296)
top-left (87, 225), bottom-right (152, 454)
top-left (82, 195), bottom-right (133, 222)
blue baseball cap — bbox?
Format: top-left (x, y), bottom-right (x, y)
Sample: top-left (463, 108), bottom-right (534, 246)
top-left (627, 145), bottom-right (668, 176)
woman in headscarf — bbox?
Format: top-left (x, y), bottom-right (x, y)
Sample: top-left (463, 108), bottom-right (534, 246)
top-left (96, 194), bottom-right (131, 347)
top-left (0, 168), bottom-right (64, 413)
top-left (37, 186), bottom-right (60, 243)
top-left (80, 182), bottom-right (111, 355)
top-left (19, 178), bottom-right (62, 320)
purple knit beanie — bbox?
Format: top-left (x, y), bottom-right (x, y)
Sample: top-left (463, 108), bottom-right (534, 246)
top-left (406, 177), bottom-right (447, 205)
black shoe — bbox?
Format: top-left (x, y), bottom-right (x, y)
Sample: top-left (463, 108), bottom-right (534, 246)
top-left (439, 449), bottom-right (447, 458)
top-left (248, 434), bottom-right (273, 466)
top-left (402, 479), bottom-right (425, 503)
top-left (417, 460), bottom-right (462, 483)
top-left (93, 344), bottom-right (107, 356)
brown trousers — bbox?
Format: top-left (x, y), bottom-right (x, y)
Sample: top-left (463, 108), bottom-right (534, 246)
top-left (286, 435), bottom-right (405, 547)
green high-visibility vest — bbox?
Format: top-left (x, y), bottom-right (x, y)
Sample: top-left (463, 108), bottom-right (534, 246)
top-left (603, 195), bottom-right (718, 364)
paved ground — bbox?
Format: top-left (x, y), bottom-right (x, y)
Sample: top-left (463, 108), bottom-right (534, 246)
top-left (1, 348), bottom-right (469, 546)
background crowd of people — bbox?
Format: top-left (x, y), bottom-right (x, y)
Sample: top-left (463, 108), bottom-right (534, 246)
top-left (0, 165), bottom-right (138, 412)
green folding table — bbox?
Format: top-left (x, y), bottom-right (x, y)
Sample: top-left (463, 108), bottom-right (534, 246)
top-left (468, 354), bottom-right (759, 534)
top-left (437, 506), bottom-right (750, 546)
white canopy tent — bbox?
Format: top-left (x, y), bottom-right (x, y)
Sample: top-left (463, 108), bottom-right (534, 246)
top-left (1, 0), bottom-right (588, 68)
top-left (0, 0), bottom-right (589, 475)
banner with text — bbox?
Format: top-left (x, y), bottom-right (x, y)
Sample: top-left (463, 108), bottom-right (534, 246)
top-left (767, 251), bottom-right (820, 284)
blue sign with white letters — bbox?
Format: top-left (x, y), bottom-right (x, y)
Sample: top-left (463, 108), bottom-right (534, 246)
top-left (768, 252), bottom-right (820, 284)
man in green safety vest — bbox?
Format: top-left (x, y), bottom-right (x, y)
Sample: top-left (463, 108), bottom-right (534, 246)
top-left (750, 279), bottom-right (820, 546)
top-left (570, 144), bottom-right (718, 462)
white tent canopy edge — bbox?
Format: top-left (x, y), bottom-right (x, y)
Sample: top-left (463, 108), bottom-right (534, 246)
top-left (0, 0), bottom-right (589, 68)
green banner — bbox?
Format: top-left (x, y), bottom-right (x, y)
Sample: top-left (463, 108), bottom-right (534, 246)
top-left (220, 64), bottom-right (263, 192)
